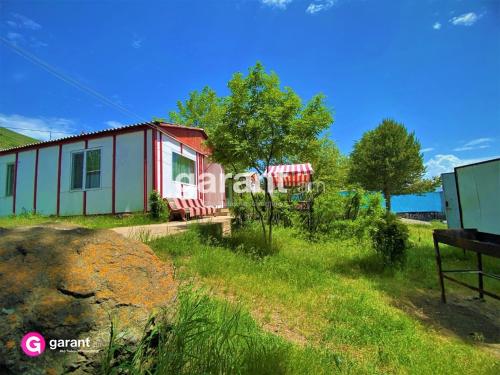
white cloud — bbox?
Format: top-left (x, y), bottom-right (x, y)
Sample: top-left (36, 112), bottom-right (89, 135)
top-left (131, 34), bottom-right (143, 49)
top-left (450, 12), bottom-right (482, 26)
top-left (0, 114), bottom-right (76, 142)
top-left (9, 13), bottom-right (42, 30)
top-left (105, 121), bottom-right (124, 129)
top-left (261, 0), bottom-right (293, 9)
top-left (421, 147), bottom-right (434, 153)
top-left (6, 32), bottom-right (24, 44)
top-left (432, 22), bottom-right (441, 30)
top-left (306, 0), bottom-right (336, 14)
top-left (425, 154), bottom-right (500, 177)
top-left (453, 137), bottom-right (493, 151)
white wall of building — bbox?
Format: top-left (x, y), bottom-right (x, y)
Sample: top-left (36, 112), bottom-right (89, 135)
top-left (59, 141), bottom-right (85, 216)
top-left (115, 130), bottom-right (147, 213)
top-left (0, 153), bottom-right (15, 216)
top-left (36, 146), bottom-right (59, 215)
top-left (86, 136), bottom-right (113, 215)
top-left (14, 150), bottom-right (37, 214)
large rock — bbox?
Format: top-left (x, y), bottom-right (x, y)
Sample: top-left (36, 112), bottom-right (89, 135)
top-left (0, 225), bottom-right (176, 374)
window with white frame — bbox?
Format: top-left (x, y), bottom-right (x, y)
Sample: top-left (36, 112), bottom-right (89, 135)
top-left (71, 149), bottom-right (101, 190)
top-left (172, 152), bottom-right (195, 185)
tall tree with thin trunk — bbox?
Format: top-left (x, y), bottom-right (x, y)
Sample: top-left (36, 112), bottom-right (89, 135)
top-left (348, 119), bottom-right (436, 211)
top-left (206, 62), bottom-right (332, 247)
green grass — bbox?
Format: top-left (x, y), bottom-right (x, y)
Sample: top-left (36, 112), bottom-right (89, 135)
top-left (102, 287), bottom-right (341, 375)
top-left (148, 223), bottom-right (500, 374)
top-left (0, 212), bottom-right (161, 229)
top-left (0, 127), bottom-right (38, 149)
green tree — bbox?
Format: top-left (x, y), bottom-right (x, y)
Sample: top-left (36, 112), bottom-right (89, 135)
top-left (207, 62), bottom-right (332, 247)
top-left (168, 86), bottom-right (225, 133)
top-left (349, 119), bottom-right (435, 211)
top-left (296, 137), bottom-right (348, 191)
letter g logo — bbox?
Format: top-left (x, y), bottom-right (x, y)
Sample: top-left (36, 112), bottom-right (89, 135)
top-left (21, 332), bottom-right (46, 357)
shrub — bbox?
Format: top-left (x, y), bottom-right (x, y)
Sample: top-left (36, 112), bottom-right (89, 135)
top-left (149, 191), bottom-right (168, 220)
top-left (371, 213), bottom-right (409, 267)
top-left (298, 189), bottom-right (384, 241)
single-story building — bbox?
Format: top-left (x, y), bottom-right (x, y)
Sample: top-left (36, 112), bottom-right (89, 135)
top-left (0, 121), bottom-right (225, 217)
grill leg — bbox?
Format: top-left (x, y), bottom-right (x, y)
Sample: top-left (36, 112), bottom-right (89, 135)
top-left (434, 237), bottom-right (446, 303)
top-left (477, 253), bottom-right (484, 300)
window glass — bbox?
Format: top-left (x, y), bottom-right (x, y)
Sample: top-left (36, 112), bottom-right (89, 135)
top-left (85, 149), bottom-right (101, 189)
top-left (5, 163), bottom-right (14, 197)
top-left (71, 152), bottom-right (84, 190)
top-left (172, 152), bottom-right (195, 184)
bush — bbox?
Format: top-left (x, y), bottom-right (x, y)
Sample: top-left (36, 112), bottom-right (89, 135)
top-left (298, 189), bottom-right (384, 241)
top-left (149, 191), bottom-right (168, 220)
top-left (371, 213), bottom-right (409, 267)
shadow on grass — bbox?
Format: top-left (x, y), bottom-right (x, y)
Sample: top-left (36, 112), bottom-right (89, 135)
top-left (396, 292), bottom-right (500, 345)
top-left (331, 242), bottom-right (500, 347)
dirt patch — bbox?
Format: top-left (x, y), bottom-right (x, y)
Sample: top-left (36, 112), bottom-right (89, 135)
top-left (0, 224), bottom-right (177, 374)
top-left (394, 290), bottom-right (500, 357)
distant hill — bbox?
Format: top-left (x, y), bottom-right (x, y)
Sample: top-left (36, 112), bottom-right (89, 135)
top-left (0, 127), bottom-right (38, 150)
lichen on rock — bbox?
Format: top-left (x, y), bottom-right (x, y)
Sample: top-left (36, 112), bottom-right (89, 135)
top-left (0, 225), bottom-right (176, 374)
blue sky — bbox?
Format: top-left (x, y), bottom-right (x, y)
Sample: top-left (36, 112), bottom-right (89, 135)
top-left (0, 0), bottom-right (499, 177)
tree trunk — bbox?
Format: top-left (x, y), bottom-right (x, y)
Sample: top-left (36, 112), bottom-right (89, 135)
top-left (250, 190), bottom-right (267, 245)
top-left (264, 177), bottom-right (273, 249)
top-left (384, 190), bottom-right (391, 212)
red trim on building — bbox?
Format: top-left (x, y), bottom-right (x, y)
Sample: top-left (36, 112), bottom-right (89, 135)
top-left (56, 145), bottom-right (62, 215)
top-left (152, 129), bottom-right (157, 192)
top-left (112, 135), bottom-right (116, 214)
top-left (33, 149), bottom-right (39, 213)
top-left (143, 129), bottom-right (148, 212)
top-left (12, 152), bottom-right (18, 214)
top-left (201, 155), bottom-right (205, 203)
top-left (160, 133), bottom-right (163, 197)
top-left (196, 153), bottom-right (199, 200)
top-left (83, 140), bottom-right (88, 215)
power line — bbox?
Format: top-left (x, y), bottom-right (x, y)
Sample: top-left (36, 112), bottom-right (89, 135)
top-left (0, 37), bottom-right (147, 123)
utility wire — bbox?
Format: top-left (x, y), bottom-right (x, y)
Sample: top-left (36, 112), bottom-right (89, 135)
top-left (0, 37), bottom-right (147, 123)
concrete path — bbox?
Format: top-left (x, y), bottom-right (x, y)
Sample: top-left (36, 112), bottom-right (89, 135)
top-left (400, 218), bottom-right (431, 226)
top-left (111, 215), bottom-right (232, 240)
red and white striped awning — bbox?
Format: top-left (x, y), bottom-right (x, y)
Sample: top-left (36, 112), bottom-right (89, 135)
top-left (265, 163), bottom-right (313, 187)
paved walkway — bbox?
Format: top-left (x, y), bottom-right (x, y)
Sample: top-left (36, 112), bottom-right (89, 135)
top-left (111, 215), bottom-right (232, 240)
top-left (400, 218), bottom-right (431, 226)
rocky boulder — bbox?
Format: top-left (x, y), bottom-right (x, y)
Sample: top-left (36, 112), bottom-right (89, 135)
top-left (0, 225), bottom-right (176, 374)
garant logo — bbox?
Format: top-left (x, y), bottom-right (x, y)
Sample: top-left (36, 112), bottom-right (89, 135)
top-left (21, 332), bottom-right (46, 357)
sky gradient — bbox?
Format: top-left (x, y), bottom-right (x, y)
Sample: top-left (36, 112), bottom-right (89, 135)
top-left (0, 0), bottom-right (499, 177)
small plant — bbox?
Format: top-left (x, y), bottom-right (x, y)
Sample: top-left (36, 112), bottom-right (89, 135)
top-left (149, 191), bottom-right (168, 220)
top-left (371, 213), bottom-right (409, 267)
top-left (226, 225), bottom-right (280, 258)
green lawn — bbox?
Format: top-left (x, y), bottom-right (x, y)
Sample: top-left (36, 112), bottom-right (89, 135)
top-left (0, 212), bottom-right (160, 229)
top-left (149, 223), bottom-right (500, 374)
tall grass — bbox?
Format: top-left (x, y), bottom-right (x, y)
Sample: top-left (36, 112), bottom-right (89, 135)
top-left (101, 288), bottom-right (338, 374)
top-left (149, 224), bottom-right (500, 374)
